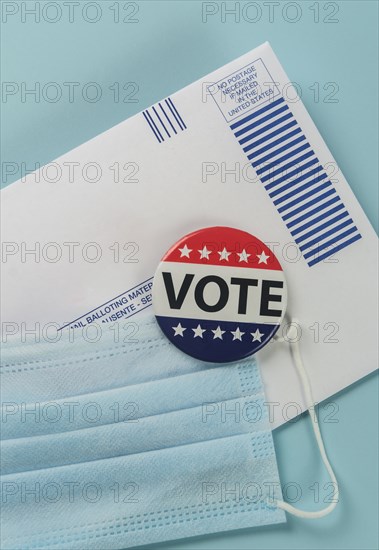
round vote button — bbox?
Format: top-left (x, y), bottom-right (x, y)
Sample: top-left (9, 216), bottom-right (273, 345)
top-left (153, 226), bottom-right (287, 363)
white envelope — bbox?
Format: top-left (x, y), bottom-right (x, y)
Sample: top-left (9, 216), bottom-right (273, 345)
top-left (2, 42), bottom-right (377, 428)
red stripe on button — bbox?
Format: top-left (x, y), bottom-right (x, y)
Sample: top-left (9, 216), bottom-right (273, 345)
top-left (162, 226), bottom-right (283, 271)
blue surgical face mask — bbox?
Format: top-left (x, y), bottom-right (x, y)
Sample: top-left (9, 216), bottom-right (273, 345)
top-left (1, 313), bottom-right (286, 549)
top-left (1, 313), bottom-right (339, 549)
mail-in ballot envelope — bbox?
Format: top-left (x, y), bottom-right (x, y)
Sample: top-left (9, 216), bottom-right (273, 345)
top-left (1, 42), bottom-right (377, 427)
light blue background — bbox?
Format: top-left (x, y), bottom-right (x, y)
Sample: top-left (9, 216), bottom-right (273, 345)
top-left (1, 1), bottom-right (378, 549)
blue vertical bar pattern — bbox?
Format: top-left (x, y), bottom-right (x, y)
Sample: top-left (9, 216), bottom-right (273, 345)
top-left (230, 96), bottom-right (361, 267)
top-left (143, 97), bottom-right (187, 143)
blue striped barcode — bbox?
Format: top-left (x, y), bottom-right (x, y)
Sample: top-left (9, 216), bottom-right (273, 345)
top-left (143, 97), bottom-right (187, 143)
top-left (230, 96), bottom-right (361, 267)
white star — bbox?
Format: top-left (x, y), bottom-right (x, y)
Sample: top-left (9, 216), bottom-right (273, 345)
top-left (178, 244), bottom-right (192, 258)
top-left (172, 323), bottom-right (186, 337)
top-left (251, 329), bottom-right (264, 342)
top-left (198, 246), bottom-right (212, 260)
top-left (192, 324), bottom-right (206, 338)
top-left (218, 247), bottom-right (231, 261)
top-left (257, 251), bottom-right (270, 264)
top-left (237, 249), bottom-right (251, 263)
top-left (231, 327), bottom-right (245, 341)
top-left (212, 325), bottom-right (225, 340)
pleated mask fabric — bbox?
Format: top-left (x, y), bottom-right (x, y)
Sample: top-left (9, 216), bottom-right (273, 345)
top-left (1, 313), bottom-right (286, 549)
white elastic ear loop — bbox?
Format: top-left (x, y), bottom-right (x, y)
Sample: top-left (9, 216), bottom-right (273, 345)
top-left (273, 318), bottom-right (339, 519)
